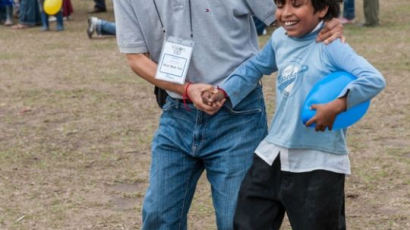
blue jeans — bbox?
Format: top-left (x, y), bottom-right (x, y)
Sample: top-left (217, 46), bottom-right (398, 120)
top-left (143, 86), bottom-right (268, 230)
top-left (97, 19), bottom-right (116, 35)
top-left (19, 0), bottom-right (41, 25)
top-left (0, 5), bottom-right (12, 21)
top-left (343, 0), bottom-right (355, 20)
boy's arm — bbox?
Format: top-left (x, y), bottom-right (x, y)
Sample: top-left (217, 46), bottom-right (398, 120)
top-left (220, 37), bottom-right (278, 108)
top-left (306, 41), bottom-right (386, 131)
top-left (324, 41), bottom-right (386, 110)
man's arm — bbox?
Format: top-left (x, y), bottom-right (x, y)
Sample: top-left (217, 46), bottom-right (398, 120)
top-left (126, 53), bottom-right (185, 95)
top-left (317, 18), bottom-right (345, 44)
top-left (126, 53), bottom-right (220, 114)
top-left (220, 37), bottom-right (278, 108)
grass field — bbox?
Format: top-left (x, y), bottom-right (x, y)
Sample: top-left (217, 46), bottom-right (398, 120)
top-left (0, 0), bottom-right (409, 229)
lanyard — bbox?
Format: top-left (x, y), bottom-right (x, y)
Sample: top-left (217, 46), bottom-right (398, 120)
top-left (153, 0), bottom-right (194, 38)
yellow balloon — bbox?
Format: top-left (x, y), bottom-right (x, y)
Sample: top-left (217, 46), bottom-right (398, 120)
top-left (44, 0), bottom-right (63, 15)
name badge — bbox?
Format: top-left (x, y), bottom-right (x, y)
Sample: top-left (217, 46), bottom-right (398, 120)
top-left (155, 36), bottom-right (194, 85)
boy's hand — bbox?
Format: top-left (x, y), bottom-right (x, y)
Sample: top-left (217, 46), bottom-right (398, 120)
top-left (201, 87), bottom-right (226, 106)
top-left (317, 18), bottom-right (345, 44)
top-left (305, 97), bottom-right (347, 132)
top-left (187, 84), bottom-right (226, 115)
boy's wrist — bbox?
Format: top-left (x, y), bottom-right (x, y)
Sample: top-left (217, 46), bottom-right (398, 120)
top-left (332, 97), bottom-right (347, 114)
top-left (217, 86), bottom-right (228, 99)
top-left (184, 82), bottom-right (193, 100)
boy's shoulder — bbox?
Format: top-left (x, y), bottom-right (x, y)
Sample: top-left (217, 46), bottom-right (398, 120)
top-left (323, 39), bottom-right (354, 55)
top-left (269, 27), bottom-right (289, 47)
top-left (271, 26), bottom-right (287, 40)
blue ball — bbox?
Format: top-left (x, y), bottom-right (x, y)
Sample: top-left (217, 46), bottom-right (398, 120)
top-left (301, 71), bottom-right (370, 130)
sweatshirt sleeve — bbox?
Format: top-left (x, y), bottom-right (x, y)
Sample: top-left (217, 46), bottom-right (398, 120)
top-left (324, 40), bottom-right (386, 109)
top-left (221, 37), bottom-right (277, 108)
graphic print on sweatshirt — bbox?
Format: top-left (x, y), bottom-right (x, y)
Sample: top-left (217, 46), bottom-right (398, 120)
top-left (277, 62), bottom-right (308, 96)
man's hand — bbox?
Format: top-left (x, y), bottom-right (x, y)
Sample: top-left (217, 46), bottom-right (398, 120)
top-left (317, 18), bottom-right (345, 44)
top-left (187, 83), bottom-right (225, 115)
top-left (305, 98), bottom-right (347, 132)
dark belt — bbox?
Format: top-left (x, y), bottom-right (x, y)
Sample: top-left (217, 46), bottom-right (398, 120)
top-left (175, 98), bottom-right (193, 104)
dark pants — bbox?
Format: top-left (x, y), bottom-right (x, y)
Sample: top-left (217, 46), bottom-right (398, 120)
top-left (19, 0), bottom-right (41, 26)
top-left (234, 155), bottom-right (346, 230)
top-left (364, 0), bottom-right (379, 26)
top-left (94, 0), bottom-right (106, 10)
top-left (253, 16), bottom-right (266, 36)
top-left (343, 0), bottom-right (355, 20)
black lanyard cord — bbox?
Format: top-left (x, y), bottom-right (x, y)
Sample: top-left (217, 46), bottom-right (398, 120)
top-left (153, 0), bottom-right (193, 38)
top-left (152, 0), bottom-right (165, 34)
top-left (188, 0), bottom-right (193, 38)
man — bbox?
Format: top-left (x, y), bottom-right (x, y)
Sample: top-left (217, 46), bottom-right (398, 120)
top-left (89, 0), bottom-right (106, 13)
top-left (113, 1), bottom-right (342, 229)
top-left (87, 16), bottom-right (115, 38)
top-left (363, 0), bottom-right (379, 27)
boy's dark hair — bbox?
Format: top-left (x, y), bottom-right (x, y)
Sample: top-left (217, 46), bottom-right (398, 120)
top-left (274, 0), bottom-right (341, 21)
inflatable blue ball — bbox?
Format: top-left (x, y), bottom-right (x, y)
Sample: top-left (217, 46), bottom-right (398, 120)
top-left (301, 71), bottom-right (370, 130)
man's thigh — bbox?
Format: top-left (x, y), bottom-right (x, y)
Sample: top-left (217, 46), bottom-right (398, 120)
top-left (143, 100), bottom-right (203, 229)
top-left (201, 87), bottom-right (268, 230)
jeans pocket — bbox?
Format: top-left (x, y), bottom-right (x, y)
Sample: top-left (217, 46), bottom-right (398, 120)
top-left (223, 104), bottom-right (262, 115)
top-left (223, 85), bottom-right (265, 115)
top-left (161, 97), bottom-right (177, 111)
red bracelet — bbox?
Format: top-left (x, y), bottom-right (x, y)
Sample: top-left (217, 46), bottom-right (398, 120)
top-left (183, 82), bottom-right (192, 101)
top-left (182, 82), bottom-right (192, 110)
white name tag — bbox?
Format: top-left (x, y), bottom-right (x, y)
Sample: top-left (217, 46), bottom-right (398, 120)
top-left (155, 36), bottom-right (194, 85)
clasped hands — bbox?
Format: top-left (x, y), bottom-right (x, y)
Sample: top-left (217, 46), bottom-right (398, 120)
top-left (186, 83), bottom-right (227, 115)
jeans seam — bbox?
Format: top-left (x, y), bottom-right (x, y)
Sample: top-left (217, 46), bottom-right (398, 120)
top-left (199, 116), bottom-right (207, 153)
top-left (178, 162), bottom-right (196, 230)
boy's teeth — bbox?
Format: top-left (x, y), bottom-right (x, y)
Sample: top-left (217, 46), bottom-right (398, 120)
top-left (285, 21), bottom-right (297, 26)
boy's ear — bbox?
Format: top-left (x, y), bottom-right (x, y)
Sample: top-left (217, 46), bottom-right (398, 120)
top-left (318, 6), bottom-right (329, 19)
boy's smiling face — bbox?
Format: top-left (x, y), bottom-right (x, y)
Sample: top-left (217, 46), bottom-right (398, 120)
top-left (275, 0), bottom-right (328, 37)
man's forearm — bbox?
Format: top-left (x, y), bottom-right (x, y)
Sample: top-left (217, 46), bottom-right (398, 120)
top-left (126, 53), bottom-right (186, 95)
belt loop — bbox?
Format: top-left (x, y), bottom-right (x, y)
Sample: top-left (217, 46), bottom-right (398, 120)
top-left (183, 82), bottom-right (192, 111)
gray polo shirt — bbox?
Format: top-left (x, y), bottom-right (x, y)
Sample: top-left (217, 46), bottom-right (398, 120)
top-left (114, 0), bottom-right (276, 89)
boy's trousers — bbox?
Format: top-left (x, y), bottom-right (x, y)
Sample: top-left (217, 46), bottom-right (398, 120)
top-left (234, 155), bottom-right (346, 230)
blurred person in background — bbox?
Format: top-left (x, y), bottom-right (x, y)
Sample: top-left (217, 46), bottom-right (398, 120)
top-left (11, 0), bottom-right (40, 29)
top-left (253, 16), bottom-right (267, 36)
top-left (38, 0), bottom-right (63, 31)
top-left (363, 0), bottom-right (379, 26)
top-left (0, 0), bottom-right (14, 26)
top-left (340, 0), bottom-right (355, 24)
top-left (62, 0), bottom-right (73, 19)
top-left (87, 16), bottom-right (115, 38)
top-left (89, 0), bottom-right (105, 13)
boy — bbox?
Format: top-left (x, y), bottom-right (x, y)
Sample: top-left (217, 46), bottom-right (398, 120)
top-left (202, 0), bottom-right (386, 229)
